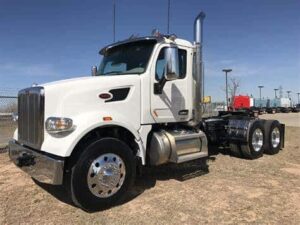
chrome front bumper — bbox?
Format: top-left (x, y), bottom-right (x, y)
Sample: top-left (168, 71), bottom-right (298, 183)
top-left (8, 140), bottom-right (64, 185)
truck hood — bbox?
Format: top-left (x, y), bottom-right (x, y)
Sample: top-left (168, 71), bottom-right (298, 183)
top-left (41, 75), bottom-right (139, 89)
top-left (42, 74), bottom-right (141, 118)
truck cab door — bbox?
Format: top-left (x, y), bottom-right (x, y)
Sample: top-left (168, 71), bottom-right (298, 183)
top-left (150, 45), bottom-right (191, 123)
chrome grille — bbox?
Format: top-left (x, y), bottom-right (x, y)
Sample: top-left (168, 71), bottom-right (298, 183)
top-left (18, 87), bottom-right (45, 149)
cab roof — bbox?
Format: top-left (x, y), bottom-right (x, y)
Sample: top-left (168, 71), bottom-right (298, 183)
top-left (99, 35), bottom-right (193, 55)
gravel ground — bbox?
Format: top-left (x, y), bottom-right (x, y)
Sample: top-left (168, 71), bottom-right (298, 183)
top-left (0, 122), bottom-right (299, 224)
top-left (260, 113), bottom-right (300, 127)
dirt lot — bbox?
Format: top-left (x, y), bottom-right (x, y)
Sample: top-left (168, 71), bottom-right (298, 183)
top-left (0, 114), bottom-right (299, 224)
top-left (260, 113), bottom-right (300, 127)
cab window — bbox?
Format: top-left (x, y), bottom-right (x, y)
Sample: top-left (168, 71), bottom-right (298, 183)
top-left (155, 48), bottom-right (187, 80)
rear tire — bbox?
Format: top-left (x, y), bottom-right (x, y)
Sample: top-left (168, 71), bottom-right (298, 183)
top-left (229, 143), bottom-right (242, 157)
top-left (240, 121), bottom-right (265, 159)
top-left (263, 120), bottom-right (281, 155)
top-left (70, 137), bottom-right (136, 211)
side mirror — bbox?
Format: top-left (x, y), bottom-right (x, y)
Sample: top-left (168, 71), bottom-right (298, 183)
top-left (164, 47), bottom-right (179, 81)
top-left (91, 66), bottom-right (97, 76)
top-left (154, 47), bottom-right (180, 95)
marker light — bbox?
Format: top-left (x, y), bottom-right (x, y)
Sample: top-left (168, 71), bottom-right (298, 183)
top-left (103, 116), bottom-right (112, 121)
top-left (46, 117), bottom-right (74, 134)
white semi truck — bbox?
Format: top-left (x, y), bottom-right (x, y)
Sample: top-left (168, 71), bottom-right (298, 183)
top-left (9, 12), bottom-right (285, 211)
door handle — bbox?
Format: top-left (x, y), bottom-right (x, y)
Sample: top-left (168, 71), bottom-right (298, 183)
top-left (178, 110), bottom-right (189, 115)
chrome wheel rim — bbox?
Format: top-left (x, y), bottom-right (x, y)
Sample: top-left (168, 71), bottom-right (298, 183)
top-left (271, 127), bottom-right (280, 148)
top-left (252, 128), bottom-right (263, 152)
top-left (87, 153), bottom-right (126, 198)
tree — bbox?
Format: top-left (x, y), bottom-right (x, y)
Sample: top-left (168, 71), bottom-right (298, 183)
top-left (228, 78), bottom-right (240, 108)
top-left (0, 101), bottom-right (17, 113)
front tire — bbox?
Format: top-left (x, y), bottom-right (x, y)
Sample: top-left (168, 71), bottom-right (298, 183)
top-left (70, 138), bottom-right (136, 211)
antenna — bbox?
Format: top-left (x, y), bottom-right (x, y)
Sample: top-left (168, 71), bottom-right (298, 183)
top-left (113, 0), bottom-right (116, 42)
top-left (167, 0), bottom-right (170, 33)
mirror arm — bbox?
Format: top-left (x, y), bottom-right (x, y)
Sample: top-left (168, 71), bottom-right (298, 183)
top-left (154, 77), bottom-right (167, 95)
top-left (91, 66), bottom-right (98, 76)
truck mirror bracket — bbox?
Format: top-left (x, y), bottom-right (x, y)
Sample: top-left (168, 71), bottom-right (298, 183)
top-left (154, 77), bottom-right (167, 95)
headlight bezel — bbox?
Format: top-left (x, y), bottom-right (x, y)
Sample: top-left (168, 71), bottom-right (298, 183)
top-left (45, 117), bottom-right (75, 134)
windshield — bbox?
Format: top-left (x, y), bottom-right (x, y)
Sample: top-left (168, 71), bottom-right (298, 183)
top-left (97, 40), bottom-right (156, 76)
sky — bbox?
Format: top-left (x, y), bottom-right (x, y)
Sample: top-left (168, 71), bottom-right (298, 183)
top-left (0, 0), bottom-right (299, 102)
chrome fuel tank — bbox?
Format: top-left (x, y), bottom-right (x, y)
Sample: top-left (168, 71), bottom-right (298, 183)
top-left (149, 129), bottom-right (208, 165)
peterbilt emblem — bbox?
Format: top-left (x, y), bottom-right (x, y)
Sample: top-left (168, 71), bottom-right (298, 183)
top-left (99, 93), bottom-right (113, 100)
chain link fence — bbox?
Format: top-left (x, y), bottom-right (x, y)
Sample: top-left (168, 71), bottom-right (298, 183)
top-left (0, 89), bottom-right (18, 150)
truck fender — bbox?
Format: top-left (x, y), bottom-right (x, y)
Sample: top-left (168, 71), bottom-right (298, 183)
top-left (41, 111), bottom-right (143, 159)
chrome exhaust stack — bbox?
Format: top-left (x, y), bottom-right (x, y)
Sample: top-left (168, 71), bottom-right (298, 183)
top-left (193, 11), bottom-right (205, 124)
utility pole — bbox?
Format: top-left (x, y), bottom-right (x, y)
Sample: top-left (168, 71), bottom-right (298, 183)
top-left (287, 91), bottom-right (292, 107)
top-left (258, 85), bottom-right (264, 108)
top-left (113, 0), bottom-right (116, 42)
top-left (222, 69), bottom-right (232, 110)
top-left (167, 0), bottom-right (170, 33)
top-left (279, 85), bottom-right (283, 98)
top-left (274, 88), bottom-right (279, 98)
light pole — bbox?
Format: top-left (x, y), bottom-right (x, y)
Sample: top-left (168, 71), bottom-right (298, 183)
top-left (297, 92), bottom-right (300, 104)
top-left (222, 69), bottom-right (232, 110)
top-left (274, 88), bottom-right (279, 98)
top-left (258, 85), bottom-right (264, 108)
top-left (287, 91), bottom-right (292, 107)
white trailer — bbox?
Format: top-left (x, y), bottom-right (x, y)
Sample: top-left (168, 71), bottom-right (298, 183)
top-left (279, 98), bottom-right (291, 108)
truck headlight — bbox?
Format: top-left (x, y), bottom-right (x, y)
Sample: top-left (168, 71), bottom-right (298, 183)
top-left (45, 117), bottom-right (75, 134)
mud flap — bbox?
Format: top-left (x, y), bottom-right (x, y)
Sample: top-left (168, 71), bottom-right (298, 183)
top-left (280, 123), bottom-right (285, 149)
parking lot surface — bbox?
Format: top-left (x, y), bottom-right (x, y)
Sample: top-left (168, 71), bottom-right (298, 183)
top-left (0, 114), bottom-right (299, 224)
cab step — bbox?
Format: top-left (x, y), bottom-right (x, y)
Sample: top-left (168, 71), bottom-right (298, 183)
top-left (176, 151), bottom-right (208, 164)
